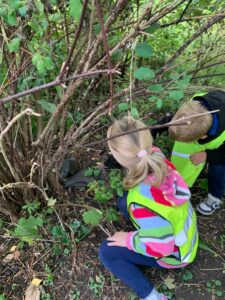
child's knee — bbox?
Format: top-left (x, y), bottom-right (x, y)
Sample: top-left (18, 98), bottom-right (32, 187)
top-left (98, 240), bottom-right (111, 264)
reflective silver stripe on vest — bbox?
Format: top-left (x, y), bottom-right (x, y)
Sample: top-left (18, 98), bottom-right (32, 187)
top-left (172, 151), bottom-right (190, 158)
top-left (182, 229), bottom-right (198, 263)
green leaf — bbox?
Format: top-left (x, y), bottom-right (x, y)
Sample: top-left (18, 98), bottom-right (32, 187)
top-left (19, 6), bottom-right (26, 17)
top-left (147, 84), bottom-right (164, 92)
top-left (82, 209), bottom-right (102, 226)
top-left (169, 90), bottom-right (184, 101)
top-left (43, 57), bottom-right (54, 71)
top-left (8, 38), bottom-right (20, 53)
top-left (0, 295), bottom-right (7, 300)
top-left (216, 290), bottom-right (223, 297)
top-left (148, 96), bottom-right (157, 101)
top-left (118, 102), bottom-right (129, 111)
top-left (70, 0), bottom-right (82, 22)
top-left (134, 67), bottom-right (155, 81)
top-left (37, 60), bottom-right (46, 74)
top-left (0, 8), bottom-right (7, 17)
top-left (176, 75), bottom-right (192, 89)
top-left (198, 239), bottom-right (218, 256)
top-left (13, 216), bottom-right (43, 245)
top-left (105, 208), bottom-right (119, 222)
top-left (182, 270), bottom-right (193, 281)
top-left (93, 23), bottom-right (101, 35)
top-left (214, 280), bottom-right (221, 287)
top-left (7, 12), bottom-right (17, 26)
top-left (130, 107), bottom-right (139, 118)
top-left (38, 100), bottom-right (56, 114)
top-left (135, 42), bottom-right (153, 58)
top-left (84, 167), bottom-right (94, 176)
top-left (156, 99), bottom-right (163, 109)
top-left (144, 23), bottom-right (160, 34)
top-left (32, 53), bottom-right (42, 65)
top-left (35, 1), bottom-right (44, 12)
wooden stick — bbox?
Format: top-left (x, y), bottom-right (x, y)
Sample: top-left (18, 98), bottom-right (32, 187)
top-left (75, 109), bottom-right (220, 148)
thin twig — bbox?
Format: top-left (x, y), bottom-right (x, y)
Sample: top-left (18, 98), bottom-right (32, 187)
top-left (95, 0), bottom-right (114, 114)
top-left (58, 0), bottom-right (89, 79)
top-left (74, 109), bottom-right (220, 148)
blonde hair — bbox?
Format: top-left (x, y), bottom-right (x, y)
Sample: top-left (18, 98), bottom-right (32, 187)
top-left (168, 101), bottom-right (212, 142)
top-left (107, 117), bottom-right (168, 189)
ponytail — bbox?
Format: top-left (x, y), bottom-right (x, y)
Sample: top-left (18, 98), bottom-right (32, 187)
top-left (108, 116), bottom-right (168, 189)
top-left (123, 153), bottom-right (168, 189)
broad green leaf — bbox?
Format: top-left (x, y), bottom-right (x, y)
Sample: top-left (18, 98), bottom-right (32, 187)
top-left (144, 23), bottom-right (160, 34)
top-left (8, 38), bottom-right (20, 53)
top-left (43, 57), bottom-right (54, 70)
top-left (118, 102), bottom-right (129, 111)
top-left (130, 107), bottom-right (139, 118)
top-left (156, 99), bottom-right (163, 109)
top-left (13, 216), bottom-right (43, 245)
top-left (7, 12), bottom-right (17, 26)
top-left (32, 53), bottom-right (42, 65)
top-left (35, 1), bottom-right (44, 12)
top-left (134, 67), bottom-right (155, 81)
top-left (9, 0), bottom-right (20, 9)
top-left (176, 75), bottom-right (192, 89)
top-left (19, 6), bottom-right (26, 17)
top-left (70, 0), bottom-right (82, 21)
top-left (38, 100), bottom-right (56, 114)
top-left (0, 8), bottom-right (6, 17)
top-left (135, 42), bottom-right (153, 58)
top-left (37, 60), bottom-right (46, 74)
top-left (82, 209), bottom-right (102, 226)
top-left (147, 84), bottom-right (164, 92)
top-left (169, 90), bottom-right (184, 101)
top-left (105, 208), bottom-right (119, 222)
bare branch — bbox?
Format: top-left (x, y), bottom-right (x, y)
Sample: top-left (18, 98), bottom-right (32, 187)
top-left (0, 69), bottom-right (121, 105)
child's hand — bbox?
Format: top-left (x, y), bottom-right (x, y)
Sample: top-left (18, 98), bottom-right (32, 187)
top-left (107, 231), bottom-right (128, 247)
top-left (190, 152), bottom-right (207, 165)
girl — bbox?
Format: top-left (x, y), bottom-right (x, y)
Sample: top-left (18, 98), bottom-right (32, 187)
top-left (99, 117), bottom-right (198, 300)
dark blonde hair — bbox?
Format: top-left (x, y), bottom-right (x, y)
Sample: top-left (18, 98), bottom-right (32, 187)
top-left (107, 117), bottom-right (168, 189)
top-left (168, 101), bottom-right (212, 142)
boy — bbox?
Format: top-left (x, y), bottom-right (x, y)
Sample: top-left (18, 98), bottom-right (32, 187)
top-left (157, 90), bottom-right (225, 215)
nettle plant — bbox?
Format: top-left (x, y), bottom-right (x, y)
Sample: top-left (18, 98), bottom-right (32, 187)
top-left (117, 39), bottom-right (193, 118)
top-left (82, 168), bottom-right (123, 226)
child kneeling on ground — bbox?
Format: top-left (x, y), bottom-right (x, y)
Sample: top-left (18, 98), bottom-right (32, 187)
top-left (99, 117), bottom-right (198, 300)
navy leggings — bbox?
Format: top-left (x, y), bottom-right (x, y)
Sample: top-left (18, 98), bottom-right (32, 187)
top-left (208, 164), bottom-right (225, 198)
top-left (98, 193), bottom-right (161, 299)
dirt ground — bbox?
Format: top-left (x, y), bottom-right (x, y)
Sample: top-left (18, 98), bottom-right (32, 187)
top-left (0, 187), bottom-right (225, 300)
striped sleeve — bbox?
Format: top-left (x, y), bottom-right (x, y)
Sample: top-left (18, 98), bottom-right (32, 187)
top-left (126, 203), bottom-right (175, 258)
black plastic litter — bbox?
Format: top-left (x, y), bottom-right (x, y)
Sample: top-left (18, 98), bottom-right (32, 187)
top-left (59, 155), bottom-right (79, 181)
top-left (63, 169), bottom-right (94, 188)
top-left (104, 155), bottom-right (122, 169)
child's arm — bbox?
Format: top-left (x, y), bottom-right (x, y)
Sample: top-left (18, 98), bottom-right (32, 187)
top-left (126, 204), bottom-right (175, 258)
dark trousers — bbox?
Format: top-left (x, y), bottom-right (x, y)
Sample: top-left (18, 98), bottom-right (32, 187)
top-left (98, 194), bottom-right (161, 299)
top-left (208, 164), bottom-right (225, 199)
